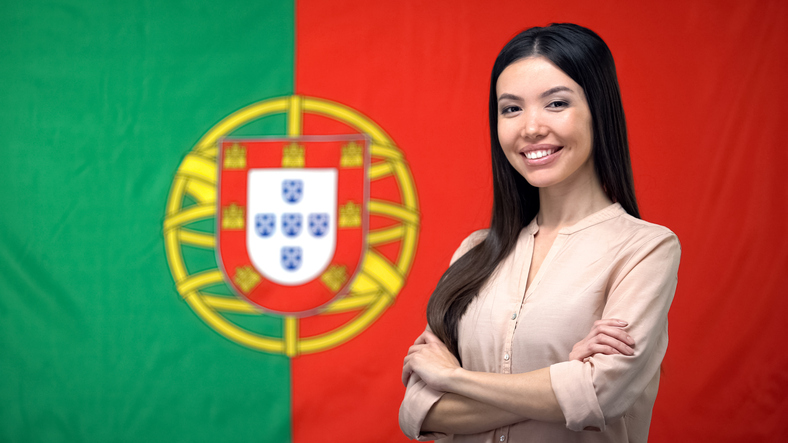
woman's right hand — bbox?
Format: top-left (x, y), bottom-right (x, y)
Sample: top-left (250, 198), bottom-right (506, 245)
top-left (401, 329), bottom-right (432, 386)
top-left (569, 319), bottom-right (635, 361)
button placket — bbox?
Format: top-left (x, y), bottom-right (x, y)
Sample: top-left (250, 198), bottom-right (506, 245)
top-left (502, 292), bottom-right (524, 374)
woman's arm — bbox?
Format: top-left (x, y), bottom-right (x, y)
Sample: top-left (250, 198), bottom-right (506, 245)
top-left (402, 318), bottom-right (635, 436)
top-left (405, 331), bottom-right (564, 426)
top-left (408, 232), bottom-right (680, 434)
top-left (400, 372), bottom-right (530, 440)
top-left (421, 392), bottom-right (526, 435)
top-left (400, 326), bottom-right (530, 439)
top-left (549, 233), bottom-right (680, 431)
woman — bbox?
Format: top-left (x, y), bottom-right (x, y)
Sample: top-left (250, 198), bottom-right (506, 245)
top-left (399, 23), bottom-right (680, 442)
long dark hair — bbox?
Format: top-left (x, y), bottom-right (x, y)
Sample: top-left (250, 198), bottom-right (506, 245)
top-left (427, 23), bottom-right (640, 361)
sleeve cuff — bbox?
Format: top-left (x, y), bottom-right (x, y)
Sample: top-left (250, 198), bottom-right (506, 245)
top-left (399, 375), bottom-right (448, 440)
top-left (550, 361), bottom-right (606, 432)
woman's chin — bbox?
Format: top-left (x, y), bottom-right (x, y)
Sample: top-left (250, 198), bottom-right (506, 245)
top-left (521, 172), bottom-right (561, 189)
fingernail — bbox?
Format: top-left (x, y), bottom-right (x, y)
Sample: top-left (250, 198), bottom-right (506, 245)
top-left (618, 321), bottom-right (628, 326)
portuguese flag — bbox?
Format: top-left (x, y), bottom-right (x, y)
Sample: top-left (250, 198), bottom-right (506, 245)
top-left (2, 1), bottom-right (787, 442)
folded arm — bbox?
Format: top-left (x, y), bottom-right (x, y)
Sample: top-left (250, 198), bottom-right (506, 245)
top-left (401, 316), bottom-right (636, 438)
top-left (421, 392), bottom-right (526, 435)
top-left (405, 331), bottom-right (563, 434)
top-left (550, 233), bottom-right (680, 430)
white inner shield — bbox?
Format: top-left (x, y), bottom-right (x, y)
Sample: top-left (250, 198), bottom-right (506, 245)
top-left (246, 168), bottom-right (337, 285)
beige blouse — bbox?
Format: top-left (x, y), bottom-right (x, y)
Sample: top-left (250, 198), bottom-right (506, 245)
top-left (400, 203), bottom-right (681, 442)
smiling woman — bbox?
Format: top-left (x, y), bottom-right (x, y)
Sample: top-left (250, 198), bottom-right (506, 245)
top-left (400, 23), bottom-right (680, 442)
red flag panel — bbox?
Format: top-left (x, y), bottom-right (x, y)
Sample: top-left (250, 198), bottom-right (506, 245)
top-left (292, 1), bottom-right (788, 441)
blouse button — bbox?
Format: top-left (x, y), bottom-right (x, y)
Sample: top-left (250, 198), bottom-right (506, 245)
top-left (504, 353), bottom-right (510, 361)
top-left (511, 313), bottom-right (517, 320)
top-left (500, 436), bottom-right (506, 442)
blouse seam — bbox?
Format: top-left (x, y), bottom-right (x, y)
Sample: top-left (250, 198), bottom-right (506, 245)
top-left (604, 231), bottom-right (677, 313)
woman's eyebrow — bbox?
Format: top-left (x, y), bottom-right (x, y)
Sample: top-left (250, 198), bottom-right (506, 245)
top-left (497, 93), bottom-right (522, 102)
top-left (541, 86), bottom-right (574, 98)
top-left (498, 87), bottom-right (575, 102)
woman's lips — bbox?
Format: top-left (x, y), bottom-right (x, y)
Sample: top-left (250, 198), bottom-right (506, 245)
top-left (521, 145), bottom-right (563, 166)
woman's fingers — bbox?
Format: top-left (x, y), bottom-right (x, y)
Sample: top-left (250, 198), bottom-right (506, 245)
top-left (402, 346), bottom-right (427, 385)
top-left (593, 318), bottom-right (628, 328)
top-left (592, 332), bottom-right (634, 355)
top-left (403, 329), bottom-right (445, 385)
top-left (402, 328), bottom-right (454, 386)
top-left (569, 344), bottom-right (594, 361)
top-left (402, 354), bottom-right (414, 386)
top-left (578, 320), bottom-right (624, 343)
top-left (404, 342), bottom-right (461, 391)
top-left (593, 325), bottom-right (635, 347)
top-left (569, 319), bottom-right (636, 361)
top-left (422, 329), bottom-right (443, 344)
top-left (407, 343), bottom-right (426, 355)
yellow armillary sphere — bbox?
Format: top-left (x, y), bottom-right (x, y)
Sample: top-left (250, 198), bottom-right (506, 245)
top-left (163, 95), bottom-right (419, 356)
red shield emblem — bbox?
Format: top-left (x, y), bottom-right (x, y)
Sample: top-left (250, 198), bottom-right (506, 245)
top-left (217, 136), bottom-right (368, 315)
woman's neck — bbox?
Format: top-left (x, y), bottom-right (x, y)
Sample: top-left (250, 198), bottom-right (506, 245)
top-left (536, 162), bottom-right (612, 231)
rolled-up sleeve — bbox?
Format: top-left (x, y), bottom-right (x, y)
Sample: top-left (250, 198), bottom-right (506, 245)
top-left (550, 232), bottom-right (681, 431)
top-left (399, 231), bottom-right (487, 440)
top-left (399, 374), bottom-right (448, 441)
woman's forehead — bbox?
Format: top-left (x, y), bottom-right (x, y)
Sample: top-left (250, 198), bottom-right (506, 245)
top-left (496, 56), bottom-right (582, 98)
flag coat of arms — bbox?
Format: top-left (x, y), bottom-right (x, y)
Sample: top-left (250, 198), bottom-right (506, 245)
top-left (217, 136), bottom-right (369, 315)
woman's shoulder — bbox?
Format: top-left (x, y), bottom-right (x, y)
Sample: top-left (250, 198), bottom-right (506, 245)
top-left (617, 212), bottom-right (678, 241)
top-left (611, 212), bottom-right (681, 257)
top-left (449, 230), bottom-right (488, 265)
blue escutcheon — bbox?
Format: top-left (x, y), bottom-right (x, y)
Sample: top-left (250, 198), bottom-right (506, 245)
top-left (255, 213), bottom-right (276, 237)
top-left (282, 213), bottom-right (303, 237)
top-left (308, 213), bottom-right (330, 237)
top-left (281, 246), bottom-right (303, 271)
top-left (282, 179), bottom-right (304, 204)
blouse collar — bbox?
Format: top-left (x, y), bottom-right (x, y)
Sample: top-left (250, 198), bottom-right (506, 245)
top-left (524, 202), bottom-right (626, 236)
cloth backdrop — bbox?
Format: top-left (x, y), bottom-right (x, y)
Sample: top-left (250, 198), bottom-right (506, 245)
top-left (1, 0), bottom-right (786, 442)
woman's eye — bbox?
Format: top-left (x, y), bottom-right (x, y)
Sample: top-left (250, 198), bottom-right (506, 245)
top-left (500, 105), bottom-right (521, 115)
top-left (547, 100), bottom-right (569, 109)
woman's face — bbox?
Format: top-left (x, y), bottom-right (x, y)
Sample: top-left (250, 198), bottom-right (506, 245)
top-left (496, 56), bottom-right (594, 190)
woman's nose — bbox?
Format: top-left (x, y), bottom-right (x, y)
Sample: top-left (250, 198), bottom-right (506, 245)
top-left (521, 112), bottom-right (546, 139)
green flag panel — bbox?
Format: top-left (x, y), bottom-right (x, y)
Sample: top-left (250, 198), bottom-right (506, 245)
top-left (0, 1), bottom-right (295, 442)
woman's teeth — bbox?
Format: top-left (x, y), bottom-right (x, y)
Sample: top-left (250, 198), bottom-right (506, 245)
top-left (525, 148), bottom-right (556, 159)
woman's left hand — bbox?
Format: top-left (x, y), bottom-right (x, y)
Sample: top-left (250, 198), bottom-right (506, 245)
top-left (402, 330), bottom-right (461, 391)
top-left (569, 318), bottom-right (635, 361)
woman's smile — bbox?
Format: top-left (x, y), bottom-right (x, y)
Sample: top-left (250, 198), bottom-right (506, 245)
top-left (521, 144), bottom-right (564, 166)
